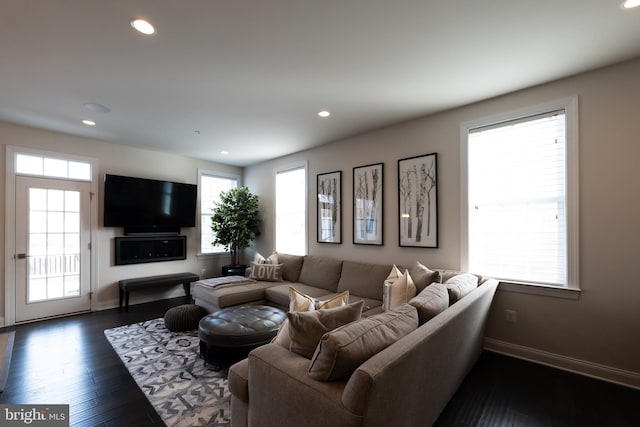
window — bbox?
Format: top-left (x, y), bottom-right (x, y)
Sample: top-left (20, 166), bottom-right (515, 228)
top-left (275, 164), bottom-right (307, 255)
top-left (199, 171), bottom-right (238, 254)
top-left (461, 97), bottom-right (579, 292)
top-left (16, 153), bottom-right (91, 181)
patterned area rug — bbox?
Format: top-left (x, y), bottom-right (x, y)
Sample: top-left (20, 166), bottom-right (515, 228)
top-left (104, 318), bottom-right (230, 427)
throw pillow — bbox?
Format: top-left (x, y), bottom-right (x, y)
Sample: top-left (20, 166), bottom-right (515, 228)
top-left (383, 268), bottom-right (417, 311)
top-left (409, 261), bottom-right (442, 293)
top-left (445, 273), bottom-right (479, 303)
top-left (253, 251), bottom-right (278, 265)
top-left (249, 262), bottom-right (283, 282)
top-left (408, 283), bottom-right (449, 324)
top-left (385, 264), bottom-right (403, 283)
top-left (287, 301), bottom-right (364, 359)
top-left (272, 287), bottom-right (350, 349)
top-left (308, 303), bottom-right (419, 381)
top-left (288, 287), bottom-right (350, 312)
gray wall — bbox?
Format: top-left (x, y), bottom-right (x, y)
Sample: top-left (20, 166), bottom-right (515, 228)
top-left (245, 58), bottom-right (640, 385)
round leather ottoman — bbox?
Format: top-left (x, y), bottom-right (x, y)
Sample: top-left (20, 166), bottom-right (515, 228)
top-left (198, 305), bottom-right (286, 367)
top-left (164, 304), bottom-right (208, 332)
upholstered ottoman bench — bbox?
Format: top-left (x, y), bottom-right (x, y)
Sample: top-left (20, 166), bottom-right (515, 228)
top-left (198, 305), bottom-right (286, 368)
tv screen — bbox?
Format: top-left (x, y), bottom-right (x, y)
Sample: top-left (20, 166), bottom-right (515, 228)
top-left (104, 174), bottom-right (197, 229)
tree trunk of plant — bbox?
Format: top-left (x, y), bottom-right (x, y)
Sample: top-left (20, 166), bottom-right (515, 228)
top-left (230, 248), bottom-right (239, 267)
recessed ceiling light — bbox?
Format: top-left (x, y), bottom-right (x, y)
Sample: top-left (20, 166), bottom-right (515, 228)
top-left (623, 0), bottom-right (640, 8)
top-left (318, 110), bottom-right (330, 118)
top-left (83, 102), bottom-right (110, 113)
top-left (82, 119), bottom-right (96, 126)
top-left (220, 150), bottom-right (229, 155)
top-left (130, 18), bottom-right (156, 35)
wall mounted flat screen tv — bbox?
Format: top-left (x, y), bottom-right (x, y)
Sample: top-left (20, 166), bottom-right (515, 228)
top-left (104, 174), bottom-right (197, 231)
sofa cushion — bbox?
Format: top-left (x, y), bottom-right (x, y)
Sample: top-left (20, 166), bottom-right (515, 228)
top-left (288, 301), bottom-right (364, 359)
top-left (298, 255), bottom-right (343, 292)
top-left (439, 269), bottom-right (483, 284)
top-left (409, 283), bottom-right (449, 324)
top-left (277, 253), bottom-right (304, 282)
top-left (271, 287), bottom-right (350, 349)
top-left (308, 303), bottom-right (419, 381)
top-left (249, 262), bottom-right (284, 282)
top-left (348, 295), bottom-right (383, 314)
top-left (193, 281), bottom-right (275, 309)
top-left (383, 268), bottom-right (417, 311)
top-left (265, 283), bottom-right (334, 309)
top-left (445, 273), bottom-right (479, 303)
top-left (337, 261), bottom-right (392, 301)
top-left (409, 261), bottom-right (442, 292)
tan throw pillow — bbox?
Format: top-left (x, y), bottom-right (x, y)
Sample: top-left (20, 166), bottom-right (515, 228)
top-left (409, 261), bottom-right (442, 293)
top-left (249, 262), bottom-right (283, 282)
top-left (445, 273), bottom-right (479, 303)
top-left (272, 287), bottom-right (350, 348)
top-left (289, 287), bottom-right (350, 312)
top-left (287, 301), bottom-right (364, 359)
top-left (409, 283), bottom-right (449, 324)
top-left (308, 303), bottom-right (419, 381)
top-left (383, 268), bottom-right (417, 311)
top-left (253, 251), bottom-right (278, 264)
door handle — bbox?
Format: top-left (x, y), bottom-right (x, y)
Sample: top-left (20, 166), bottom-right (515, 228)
top-left (15, 253), bottom-right (29, 259)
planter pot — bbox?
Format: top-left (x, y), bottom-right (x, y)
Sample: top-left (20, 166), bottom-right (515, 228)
top-left (222, 264), bottom-right (247, 277)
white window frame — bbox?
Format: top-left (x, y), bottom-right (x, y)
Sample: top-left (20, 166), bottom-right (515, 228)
top-left (460, 97), bottom-right (580, 299)
top-left (197, 169), bottom-right (240, 256)
top-left (274, 162), bottom-right (308, 256)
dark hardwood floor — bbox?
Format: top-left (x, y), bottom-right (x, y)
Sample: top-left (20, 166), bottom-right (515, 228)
top-left (1, 297), bottom-right (638, 427)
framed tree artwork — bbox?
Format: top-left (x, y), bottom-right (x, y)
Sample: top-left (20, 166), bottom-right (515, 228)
top-left (398, 153), bottom-right (438, 248)
top-left (317, 171), bottom-right (342, 244)
top-left (353, 163), bottom-right (383, 245)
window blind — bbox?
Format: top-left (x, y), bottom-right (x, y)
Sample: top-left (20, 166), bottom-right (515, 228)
top-left (467, 110), bottom-right (568, 286)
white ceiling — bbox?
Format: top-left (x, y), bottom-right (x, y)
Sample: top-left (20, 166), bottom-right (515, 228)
top-left (2, 1), bottom-right (639, 166)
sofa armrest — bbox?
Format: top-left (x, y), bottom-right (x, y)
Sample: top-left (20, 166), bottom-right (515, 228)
top-left (246, 344), bottom-right (362, 427)
top-left (229, 359), bottom-right (250, 427)
top-left (342, 278), bottom-right (499, 427)
top-left (229, 359), bottom-right (249, 403)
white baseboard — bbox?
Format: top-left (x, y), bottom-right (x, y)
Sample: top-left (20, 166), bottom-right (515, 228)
top-left (484, 338), bottom-right (640, 390)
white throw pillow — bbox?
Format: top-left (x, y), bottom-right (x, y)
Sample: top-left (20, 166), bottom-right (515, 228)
top-left (253, 251), bottom-right (278, 264)
top-left (249, 262), bottom-right (283, 282)
top-left (383, 267), bottom-right (417, 311)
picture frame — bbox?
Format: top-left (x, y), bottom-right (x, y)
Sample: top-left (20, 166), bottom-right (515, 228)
top-left (398, 153), bottom-right (438, 248)
top-left (317, 171), bottom-right (342, 244)
top-left (353, 163), bottom-right (383, 245)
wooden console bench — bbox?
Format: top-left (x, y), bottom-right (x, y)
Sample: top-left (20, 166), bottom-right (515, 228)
top-left (119, 272), bottom-right (200, 310)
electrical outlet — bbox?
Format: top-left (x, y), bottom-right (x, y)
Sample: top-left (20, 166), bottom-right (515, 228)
top-left (505, 309), bottom-right (517, 323)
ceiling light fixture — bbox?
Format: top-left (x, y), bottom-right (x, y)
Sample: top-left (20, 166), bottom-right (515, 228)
top-left (82, 119), bottom-right (96, 126)
top-left (130, 18), bottom-right (156, 35)
top-left (83, 102), bottom-right (110, 113)
top-left (220, 150), bottom-right (229, 155)
top-left (622, 0), bottom-right (640, 8)
top-left (318, 110), bottom-right (330, 118)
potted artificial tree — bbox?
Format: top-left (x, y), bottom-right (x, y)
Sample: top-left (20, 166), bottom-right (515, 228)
top-left (210, 186), bottom-right (261, 276)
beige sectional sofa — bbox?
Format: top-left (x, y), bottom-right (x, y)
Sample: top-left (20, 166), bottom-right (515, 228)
top-left (194, 253), bottom-right (446, 316)
top-left (193, 254), bottom-right (499, 427)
